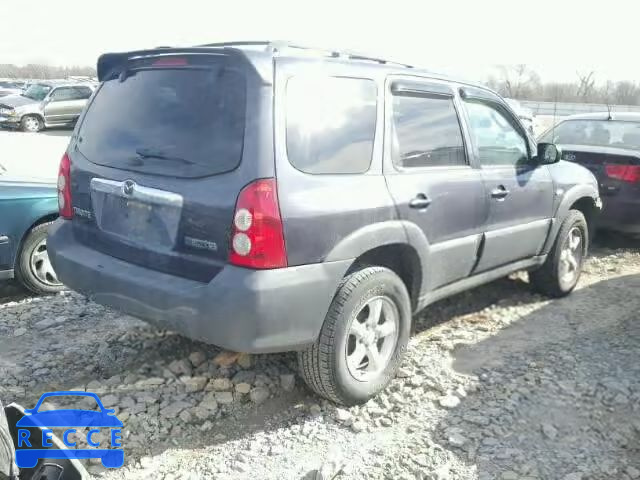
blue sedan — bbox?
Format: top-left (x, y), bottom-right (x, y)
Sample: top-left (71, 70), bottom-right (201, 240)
top-left (0, 177), bottom-right (63, 293)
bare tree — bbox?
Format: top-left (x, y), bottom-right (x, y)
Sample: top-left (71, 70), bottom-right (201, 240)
top-left (576, 71), bottom-right (596, 100)
top-left (491, 64), bottom-right (541, 99)
top-left (486, 65), bottom-right (640, 106)
top-left (613, 81), bottom-right (639, 105)
top-left (0, 64), bottom-right (95, 79)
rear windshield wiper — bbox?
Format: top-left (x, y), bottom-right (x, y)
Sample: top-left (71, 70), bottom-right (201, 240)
top-left (133, 148), bottom-right (195, 165)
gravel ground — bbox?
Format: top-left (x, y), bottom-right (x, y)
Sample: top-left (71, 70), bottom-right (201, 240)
top-left (0, 236), bottom-right (638, 480)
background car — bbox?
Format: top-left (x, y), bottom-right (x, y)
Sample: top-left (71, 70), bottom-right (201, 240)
top-left (0, 162), bottom-right (62, 294)
top-left (0, 81), bottom-right (23, 98)
top-left (539, 112), bottom-right (640, 235)
top-left (0, 81), bottom-right (95, 132)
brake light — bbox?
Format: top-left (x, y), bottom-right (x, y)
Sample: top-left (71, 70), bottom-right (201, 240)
top-left (605, 164), bottom-right (640, 183)
top-left (152, 57), bottom-right (188, 66)
top-left (229, 179), bottom-right (287, 269)
top-left (57, 153), bottom-right (73, 219)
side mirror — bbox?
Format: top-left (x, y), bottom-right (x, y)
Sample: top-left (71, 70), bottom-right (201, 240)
top-left (537, 142), bottom-right (562, 165)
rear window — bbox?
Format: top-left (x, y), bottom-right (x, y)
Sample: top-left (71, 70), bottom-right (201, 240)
top-left (286, 76), bottom-right (377, 174)
top-left (540, 119), bottom-right (640, 151)
top-left (78, 58), bottom-right (246, 178)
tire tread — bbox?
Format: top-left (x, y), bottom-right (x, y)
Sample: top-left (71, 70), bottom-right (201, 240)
top-left (15, 221), bottom-right (63, 294)
top-left (298, 266), bottom-right (397, 405)
top-left (530, 209), bottom-right (587, 298)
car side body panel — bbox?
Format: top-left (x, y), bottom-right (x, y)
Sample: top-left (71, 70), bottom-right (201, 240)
top-left (455, 87), bottom-right (555, 271)
top-left (273, 58), bottom-right (399, 267)
top-left (381, 75), bottom-right (488, 292)
top-left (0, 182), bottom-right (58, 275)
top-left (541, 162), bottom-right (601, 253)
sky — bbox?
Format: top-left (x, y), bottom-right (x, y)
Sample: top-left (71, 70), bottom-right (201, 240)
top-left (2, 0), bottom-right (638, 84)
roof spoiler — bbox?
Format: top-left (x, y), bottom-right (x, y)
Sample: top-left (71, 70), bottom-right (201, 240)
top-left (97, 52), bottom-right (128, 81)
top-left (96, 47), bottom-right (252, 82)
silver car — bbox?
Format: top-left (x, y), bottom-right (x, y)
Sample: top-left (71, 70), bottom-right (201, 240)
top-left (0, 81), bottom-right (24, 98)
top-left (0, 81), bottom-right (95, 132)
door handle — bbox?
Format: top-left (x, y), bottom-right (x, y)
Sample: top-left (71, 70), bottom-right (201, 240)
top-left (491, 185), bottom-right (510, 199)
top-left (409, 194), bottom-right (432, 209)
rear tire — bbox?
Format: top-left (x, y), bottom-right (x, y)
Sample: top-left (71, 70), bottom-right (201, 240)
top-left (15, 222), bottom-right (64, 294)
top-left (20, 115), bottom-right (43, 133)
top-left (298, 266), bottom-right (411, 405)
top-left (530, 210), bottom-right (588, 298)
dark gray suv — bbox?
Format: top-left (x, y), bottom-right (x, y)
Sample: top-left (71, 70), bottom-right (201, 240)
top-left (48, 42), bottom-right (601, 404)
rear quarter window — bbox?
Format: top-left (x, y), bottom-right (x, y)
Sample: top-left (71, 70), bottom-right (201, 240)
top-left (285, 76), bottom-right (377, 174)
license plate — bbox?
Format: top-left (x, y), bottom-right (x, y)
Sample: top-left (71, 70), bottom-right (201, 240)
top-left (91, 178), bottom-right (183, 249)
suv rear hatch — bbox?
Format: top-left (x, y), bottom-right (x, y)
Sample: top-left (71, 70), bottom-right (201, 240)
top-left (560, 145), bottom-right (640, 198)
top-left (68, 48), bottom-right (273, 282)
top-left (541, 118), bottom-right (640, 197)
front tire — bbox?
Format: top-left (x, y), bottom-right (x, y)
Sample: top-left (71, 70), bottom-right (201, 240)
top-left (20, 114), bottom-right (43, 132)
top-left (298, 266), bottom-right (411, 405)
top-left (15, 222), bottom-right (64, 294)
top-left (530, 210), bottom-right (588, 297)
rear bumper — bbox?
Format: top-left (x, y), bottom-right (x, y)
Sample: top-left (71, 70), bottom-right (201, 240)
top-left (599, 196), bottom-right (640, 234)
top-left (48, 220), bottom-right (351, 353)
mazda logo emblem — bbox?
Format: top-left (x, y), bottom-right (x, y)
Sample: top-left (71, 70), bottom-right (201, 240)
top-left (122, 180), bottom-right (136, 196)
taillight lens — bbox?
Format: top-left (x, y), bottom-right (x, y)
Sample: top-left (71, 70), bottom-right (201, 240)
top-left (605, 164), bottom-right (640, 183)
top-left (58, 153), bottom-right (73, 219)
top-left (229, 179), bottom-right (287, 269)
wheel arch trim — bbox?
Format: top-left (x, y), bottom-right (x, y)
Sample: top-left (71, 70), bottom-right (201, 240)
top-left (324, 220), bottom-right (431, 300)
top-left (543, 185), bottom-right (599, 253)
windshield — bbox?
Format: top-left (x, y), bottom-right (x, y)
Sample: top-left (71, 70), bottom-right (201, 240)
top-left (78, 58), bottom-right (246, 178)
top-left (22, 83), bottom-right (52, 101)
top-left (540, 119), bottom-right (640, 150)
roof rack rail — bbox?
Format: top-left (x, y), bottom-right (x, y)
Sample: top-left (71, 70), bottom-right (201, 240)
top-left (198, 41), bottom-right (277, 49)
top-left (198, 41), bottom-right (414, 68)
top-left (344, 52), bottom-right (413, 68)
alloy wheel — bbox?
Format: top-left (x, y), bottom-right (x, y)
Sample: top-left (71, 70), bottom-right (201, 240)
top-left (559, 226), bottom-right (583, 285)
top-left (23, 116), bottom-right (40, 132)
top-left (29, 238), bottom-right (61, 287)
top-left (345, 296), bottom-right (399, 381)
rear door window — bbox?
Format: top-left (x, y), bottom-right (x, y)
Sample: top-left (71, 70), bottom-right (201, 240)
top-left (51, 88), bottom-right (76, 101)
top-left (78, 57), bottom-right (246, 178)
top-left (286, 76), bottom-right (377, 174)
top-left (72, 86), bottom-right (93, 100)
top-left (391, 93), bottom-right (467, 168)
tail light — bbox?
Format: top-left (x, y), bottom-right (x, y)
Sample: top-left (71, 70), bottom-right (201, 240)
top-left (57, 153), bottom-right (73, 219)
top-left (229, 178), bottom-right (287, 269)
top-left (605, 164), bottom-right (640, 183)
